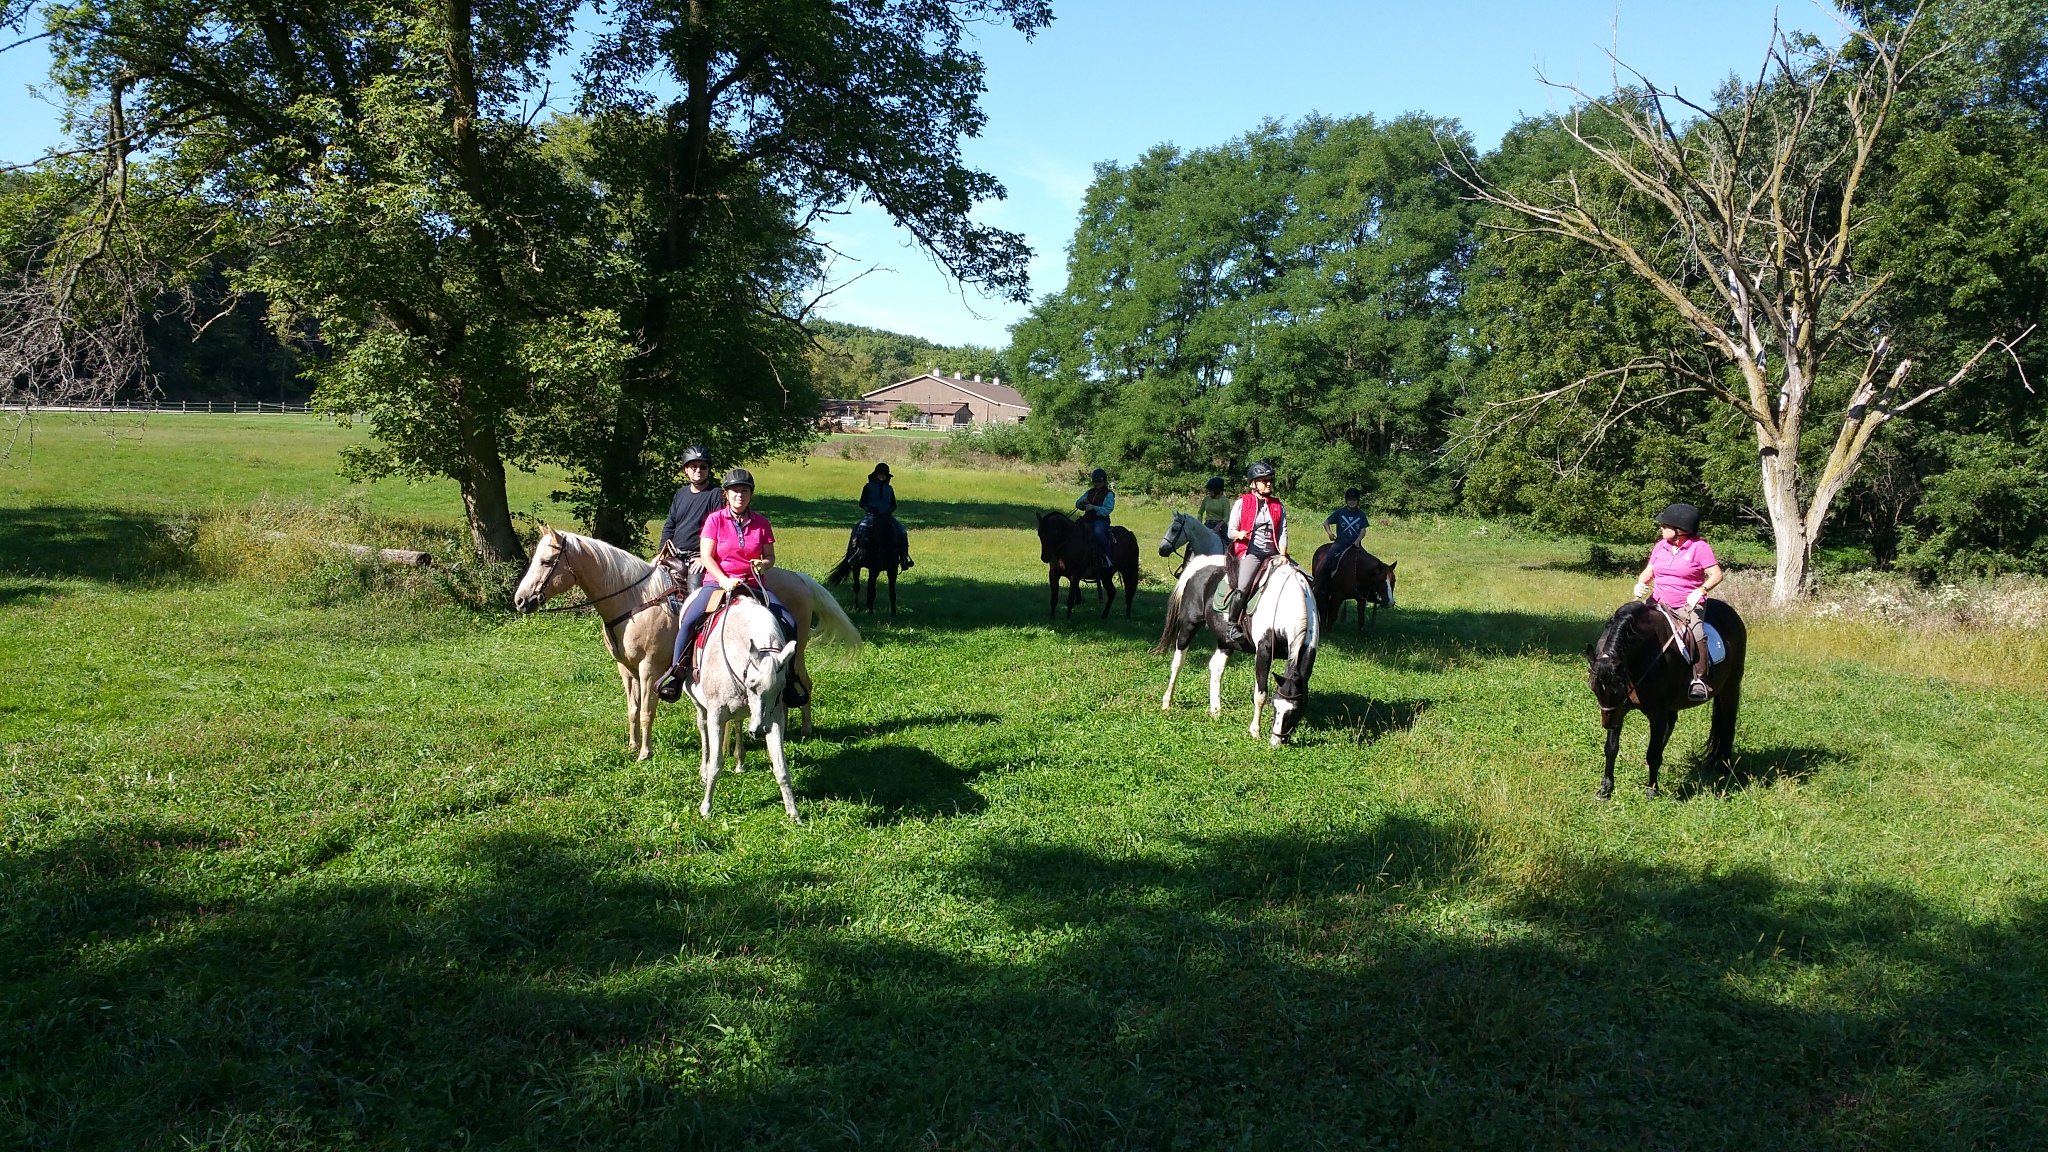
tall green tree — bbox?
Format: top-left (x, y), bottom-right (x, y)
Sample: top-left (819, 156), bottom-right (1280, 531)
top-left (36, 0), bottom-right (590, 562)
top-left (560, 0), bottom-right (1051, 546)
top-left (1010, 114), bottom-right (1473, 506)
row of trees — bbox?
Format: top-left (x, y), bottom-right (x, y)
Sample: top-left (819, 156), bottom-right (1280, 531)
top-left (1002, 0), bottom-right (2048, 597)
top-left (1, 0), bottom-right (1051, 560)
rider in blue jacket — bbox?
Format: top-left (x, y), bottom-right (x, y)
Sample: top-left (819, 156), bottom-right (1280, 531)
top-left (1076, 468), bottom-right (1116, 574)
top-left (856, 462), bottom-right (913, 569)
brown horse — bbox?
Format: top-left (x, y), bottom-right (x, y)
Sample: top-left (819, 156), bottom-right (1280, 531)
top-left (1310, 543), bottom-right (1396, 631)
top-left (1585, 598), bottom-right (1747, 799)
top-left (1036, 511), bottom-right (1139, 618)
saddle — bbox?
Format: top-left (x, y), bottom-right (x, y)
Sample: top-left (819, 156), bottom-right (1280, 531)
top-left (691, 587), bottom-right (730, 652)
top-left (1210, 555), bottom-right (1279, 615)
top-left (1652, 601), bottom-right (1727, 664)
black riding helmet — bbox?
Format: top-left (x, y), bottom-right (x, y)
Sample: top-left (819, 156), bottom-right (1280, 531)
top-left (1090, 467), bottom-right (1108, 484)
top-left (1655, 503), bottom-right (1701, 536)
top-left (681, 445), bottom-right (710, 468)
top-left (1247, 461), bottom-right (1276, 482)
top-left (722, 467), bottom-right (756, 491)
top-left (1344, 487), bottom-right (1360, 500)
top-left (1205, 476), bottom-right (1226, 492)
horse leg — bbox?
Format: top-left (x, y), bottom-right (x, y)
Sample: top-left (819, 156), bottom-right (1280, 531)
top-left (1048, 569), bottom-right (1060, 619)
top-left (887, 567), bottom-right (897, 615)
top-left (1598, 719), bottom-right (1622, 800)
top-left (1123, 568), bottom-right (1135, 617)
top-left (1366, 603), bottom-right (1378, 631)
top-left (618, 662), bottom-right (641, 754)
top-left (1207, 646), bottom-right (1230, 717)
top-left (1249, 637), bottom-right (1275, 740)
top-left (1162, 646), bottom-right (1185, 710)
top-left (1645, 711), bottom-right (1676, 798)
top-left (1708, 665), bottom-right (1742, 766)
top-left (765, 713), bottom-right (800, 821)
top-left (697, 704), bottom-right (723, 817)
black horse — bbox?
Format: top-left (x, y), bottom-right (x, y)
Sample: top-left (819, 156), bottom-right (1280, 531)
top-left (827, 514), bottom-right (906, 613)
top-left (1585, 598), bottom-right (1747, 799)
top-left (1036, 511), bottom-right (1139, 619)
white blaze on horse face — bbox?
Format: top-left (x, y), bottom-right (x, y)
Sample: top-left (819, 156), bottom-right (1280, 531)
top-left (513, 531), bottom-right (565, 613)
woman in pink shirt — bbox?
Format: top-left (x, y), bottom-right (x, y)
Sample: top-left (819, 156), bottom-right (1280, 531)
top-left (659, 468), bottom-right (797, 701)
top-left (1633, 503), bottom-right (1724, 700)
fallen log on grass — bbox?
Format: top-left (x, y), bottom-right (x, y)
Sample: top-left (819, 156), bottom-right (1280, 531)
top-left (260, 531), bottom-right (431, 567)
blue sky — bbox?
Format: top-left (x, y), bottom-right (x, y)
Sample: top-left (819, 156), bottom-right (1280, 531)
top-left (0, 1), bottom-right (1834, 347)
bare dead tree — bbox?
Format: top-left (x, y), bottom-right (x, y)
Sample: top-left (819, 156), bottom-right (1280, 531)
top-left (1450, 7), bottom-right (2032, 603)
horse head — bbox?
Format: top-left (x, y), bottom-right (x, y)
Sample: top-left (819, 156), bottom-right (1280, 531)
top-left (513, 526), bottom-right (576, 613)
top-left (1035, 511), bottom-right (1069, 563)
top-left (1374, 560), bottom-right (1397, 609)
top-left (1586, 600), bottom-right (1659, 719)
top-left (1158, 512), bottom-right (1186, 557)
top-left (742, 633), bottom-right (801, 739)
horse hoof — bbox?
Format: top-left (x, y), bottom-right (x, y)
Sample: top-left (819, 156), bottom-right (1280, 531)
top-left (1596, 782), bottom-right (1613, 801)
top-left (1268, 735), bottom-right (1284, 749)
top-left (698, 803), bottom-right (713, 819)
top-left (1644, 786), bottom-right (1660, 799)
top-left (637, 750), bottom-right (652, 762)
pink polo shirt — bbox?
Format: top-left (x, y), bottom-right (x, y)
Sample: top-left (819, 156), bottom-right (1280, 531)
top-left (702, 508), bottom-right (774, 579)
top-left (1649, 536), bottom-right (1717, 609)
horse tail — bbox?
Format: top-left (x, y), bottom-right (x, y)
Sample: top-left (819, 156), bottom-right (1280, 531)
top-left (795, 571), bottom-right (863, 656)
top-left (1153, 572), bottom-right (1187, 654)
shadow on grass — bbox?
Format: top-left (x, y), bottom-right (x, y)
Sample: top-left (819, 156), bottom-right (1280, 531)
top-left (6, 809), bottom-right (2044, 1147)
top-left (807, 712), bottom-right (1001, 743)
top-left (1331, 603), bottom-right (1606, 666)
top-left (1674, 745), bottom-right (1839, 800)
top-left (815, 573), bottom-right (1169, 641)
top-left (802, 745), bottom-right (989, 823)
top-left (0, 506), bottom-right (190, 583)
top-left (1301, 691), bottom-right (1431, 744)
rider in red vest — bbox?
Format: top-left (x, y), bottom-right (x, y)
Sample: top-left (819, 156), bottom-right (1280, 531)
top-left (1216, 461), bottom-right (1287, 645)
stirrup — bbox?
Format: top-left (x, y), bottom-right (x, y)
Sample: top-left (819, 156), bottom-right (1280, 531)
top-left (899, 555), bottom-right (914, 569)
top-left (657, 664), bottom-right (685, 702)
top-left (1687, 678), bottom-right (1710, 701)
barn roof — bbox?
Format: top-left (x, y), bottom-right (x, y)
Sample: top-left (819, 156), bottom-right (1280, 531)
top-left (861, 370), bottom-right (1030, 411)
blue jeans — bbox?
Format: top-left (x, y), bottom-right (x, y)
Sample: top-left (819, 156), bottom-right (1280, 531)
top-left (1088, 516), bottom-right (1114, 569)
top-left (673, 581), bottom-right (793, 669)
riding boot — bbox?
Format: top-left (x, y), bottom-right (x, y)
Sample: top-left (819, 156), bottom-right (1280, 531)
top-left (1215, 590), bottom-right (1247, 647)
top-left (1687, 627), bottom-right (1712, 701)
top-left (656, 639), bottom-right (696, 703)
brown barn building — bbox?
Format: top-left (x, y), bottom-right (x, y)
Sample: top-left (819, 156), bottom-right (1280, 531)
top-left (844, 369), bottom-right (1031, 427)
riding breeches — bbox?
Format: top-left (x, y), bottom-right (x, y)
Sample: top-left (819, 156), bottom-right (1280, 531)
top-left (1229, 550), bottom-right (1269, 594)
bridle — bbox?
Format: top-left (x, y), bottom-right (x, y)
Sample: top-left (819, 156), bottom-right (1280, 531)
top-left (528, 534), bottom-right (669, 627)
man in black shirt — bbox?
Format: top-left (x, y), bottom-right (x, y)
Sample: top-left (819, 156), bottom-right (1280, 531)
top-left (657, 446), bottom-right (723, 590)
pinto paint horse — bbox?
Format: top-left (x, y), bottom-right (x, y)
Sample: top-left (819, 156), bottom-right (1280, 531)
top-left (1155, 557), bottom-right (1321, 745)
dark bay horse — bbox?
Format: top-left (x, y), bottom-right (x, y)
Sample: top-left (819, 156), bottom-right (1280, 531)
top-left (1585, 598), bottom-right (1747, 799)
top-left (1036, 511), bottom-right (1139, 618)
top-left (827, 514), bottom-right (905, 613)
top-left (1311, 543), bottom-right (1396, 631)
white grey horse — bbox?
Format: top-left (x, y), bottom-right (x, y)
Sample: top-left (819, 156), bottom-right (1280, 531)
top-left (1157, 511), bottom-right (1227, 561)
top-left (688, 595), bottom-right (803, 820)
top-left (1155, 557), bottom-right (1321, 745)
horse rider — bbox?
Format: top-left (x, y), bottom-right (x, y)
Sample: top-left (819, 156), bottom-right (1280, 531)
top-left (1197, 475), bottom-right (1232, 537)
top-left (658, 468), bottom-right (800, 703)
top-left (1634, 502), bottom-right (1725, 702)
top-left (1217, 462), bottom-right (1287, 646)
top-left (1318, 487), bottom-right (1369, 583)
top-left (856, 462), bottom-right (913, 569)
top-left (1076, 467), bottom-right (1116, 575)
top-left (656, 445), bottom-right (722, 593)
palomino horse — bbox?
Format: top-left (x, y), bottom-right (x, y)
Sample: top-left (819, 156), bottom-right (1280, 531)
top-left (512, 528), bottom-right (860, 758)
top-left (1310, 543), bottom-right (1396, 631)
top-left (1585, 598), bottom-right (1747, 799)
top-left (1155, 557), bottom-right (1321, 745)
top-left (689, 596), bottom-right (802, 820)
top-left (827, 513), bottom-right (906, 613)
top-left (1035, 511), bottom-right (1140, 619)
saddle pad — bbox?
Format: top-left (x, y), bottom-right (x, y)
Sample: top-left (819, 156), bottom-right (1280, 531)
top-left (692, 590), bottom-right (731, 651)
top-left (1209, 569), bottom-right (1268, 617)
top-left (1702, 621), bottom-right (1727, 665)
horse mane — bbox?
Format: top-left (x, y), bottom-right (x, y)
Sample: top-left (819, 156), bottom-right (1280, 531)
top-left (555, 529), bottom-right (654, 590)
top-left (1590, 600), bottom-right (1659, 699)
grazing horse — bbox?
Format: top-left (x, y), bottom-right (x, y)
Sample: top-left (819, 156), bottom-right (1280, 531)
top-left (1155, 557), bottom-right (1321, 745)
top-left (827, 514), bottom-right (906, 613)
top-left (512, 528), bottom-right (860, 756)
top-left (689, 596), bottom-right (803, 820)
top-left (1585, 598), bottom-right (1747, 799)
top-left (1310, 543), bottom-right (1396, 631)
top-left (1157, 511), bottom-right (1226, 569)
top-left (1035, 511), bottom-right (1139, 619)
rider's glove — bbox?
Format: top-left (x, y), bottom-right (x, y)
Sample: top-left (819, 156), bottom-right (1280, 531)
top-left (1632, 580), bottom-right (1650, 600)
top-left (1684, 588), bottom-right (1705, 609)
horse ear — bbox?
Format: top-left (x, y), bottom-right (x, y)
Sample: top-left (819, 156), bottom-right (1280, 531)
top-left (1388, 561), bottom-right (1396, 569)
top-left (777, 640), bottom-right (797, 663)
top-left (1583, 643), bottom-right (1596, 664)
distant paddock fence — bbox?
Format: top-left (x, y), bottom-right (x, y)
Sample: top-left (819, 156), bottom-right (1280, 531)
top-left (16, 400), bottom-right (319, 414)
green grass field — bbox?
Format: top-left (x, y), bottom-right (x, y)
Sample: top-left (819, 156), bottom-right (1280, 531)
top-left (3, 415), bottom-right (2045, 1148)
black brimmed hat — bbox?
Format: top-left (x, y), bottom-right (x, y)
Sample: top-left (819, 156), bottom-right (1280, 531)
top-left (1655, 503), bottom-right (1701, 535)
top-left (870, 462), bottom-right (892, 480)
top-left (722, 467), bottom-right (756, 491)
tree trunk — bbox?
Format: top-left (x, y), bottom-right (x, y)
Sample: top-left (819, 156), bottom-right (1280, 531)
top-left (1758, 439), bottom-right (1809, 604)
top-left (456, 407), bottom-right (526, 564)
